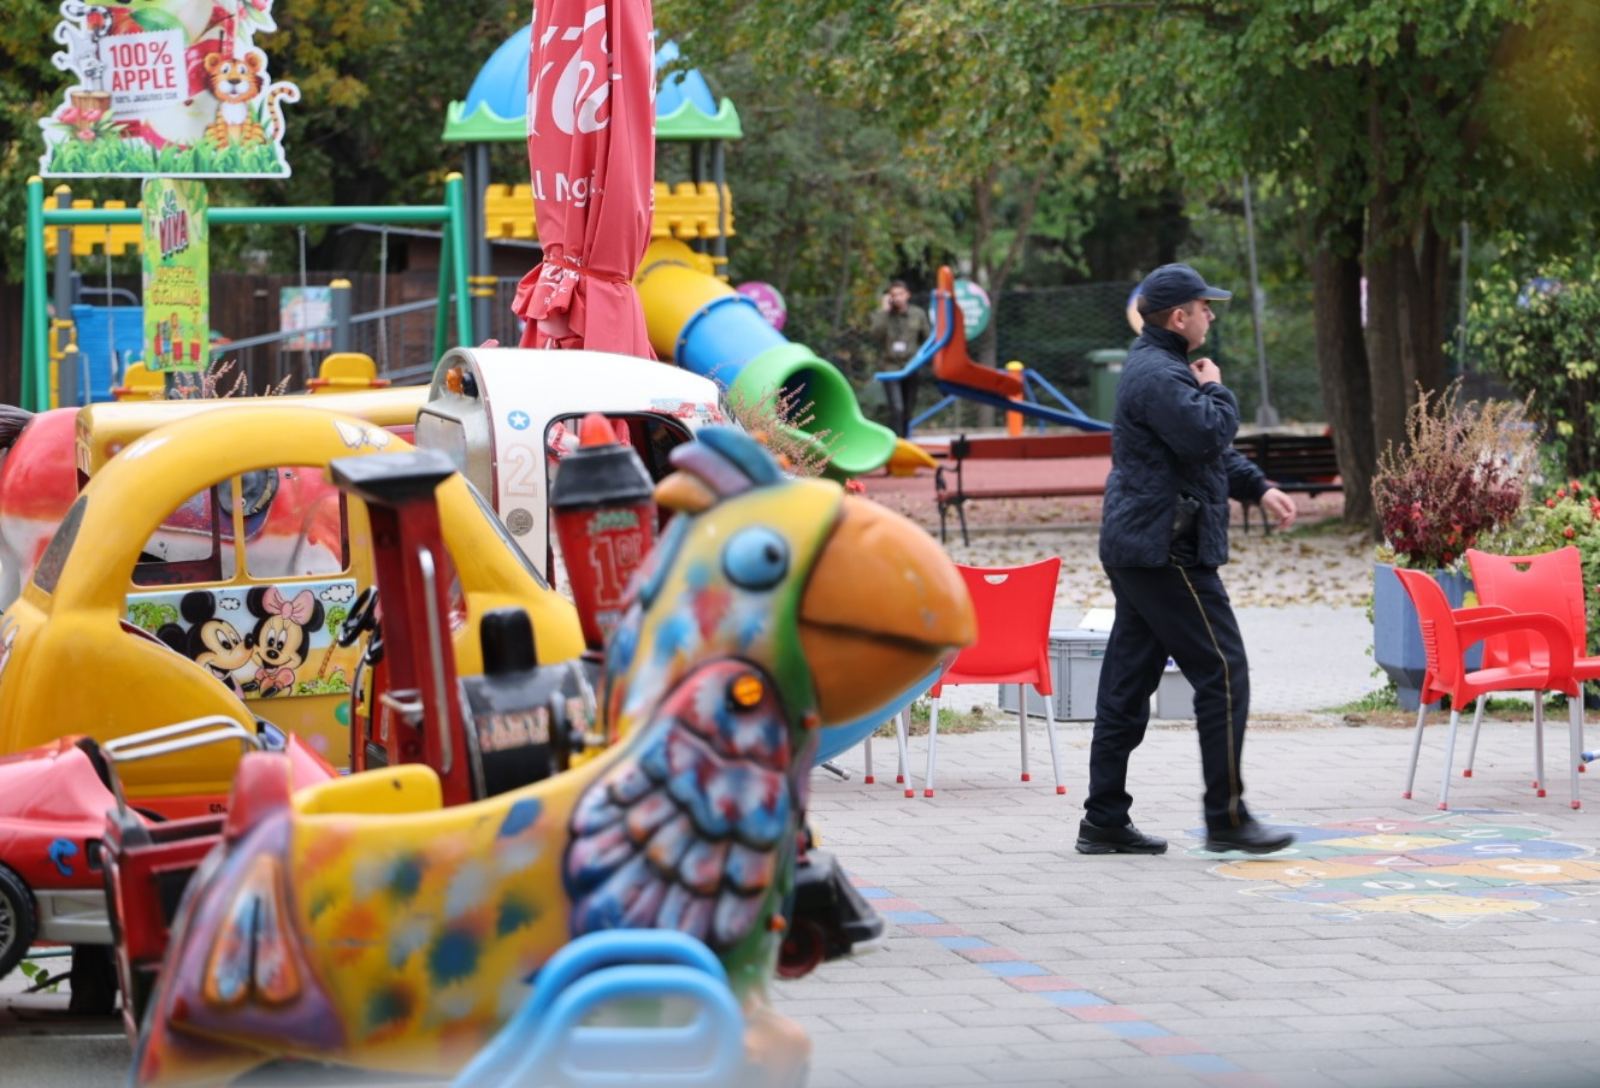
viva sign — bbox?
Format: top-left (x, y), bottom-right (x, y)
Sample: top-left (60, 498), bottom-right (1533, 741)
top-left (141, 178), bottom-right (209, 374)
top-left (157, 189), bottom-right (191, 259)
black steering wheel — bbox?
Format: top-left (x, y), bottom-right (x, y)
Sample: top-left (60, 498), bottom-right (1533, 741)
top-left (338, 586), bottom-right (379, 648)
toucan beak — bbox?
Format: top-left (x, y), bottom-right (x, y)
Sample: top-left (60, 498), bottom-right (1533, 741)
top-left (798, 495), bottom-right (975, 725)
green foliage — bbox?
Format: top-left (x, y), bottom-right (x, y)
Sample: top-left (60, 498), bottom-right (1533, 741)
top-left (127, 600), bottom-right (179, 633)
top-left (1081, 0), bottom-right (1580, 232)
top-left (658, 0), bottom-right (1110, 303)
top-left (17, 959), bottom-right (60, 993)
top-left (295, 669), bottom-right (348, 697)
top-left (1468, 236), bottom-right (1600, 480)
top-left (43, 136), bottom-right (285, 177)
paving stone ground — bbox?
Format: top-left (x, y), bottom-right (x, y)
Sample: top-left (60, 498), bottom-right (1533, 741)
top-left (785, 720), bottom-right (1600, 1088)
top-left (7, 512), bottom-right (1597, 1088)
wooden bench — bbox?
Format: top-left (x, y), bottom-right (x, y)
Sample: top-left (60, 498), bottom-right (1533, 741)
top-left (934, 432), bottom-right (1111, 545)
top-left (1232, 432), bottom-right (1342, 530)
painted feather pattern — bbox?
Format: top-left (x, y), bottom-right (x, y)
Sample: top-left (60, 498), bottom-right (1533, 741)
top-left (564, 659), bottom-right (791, 951)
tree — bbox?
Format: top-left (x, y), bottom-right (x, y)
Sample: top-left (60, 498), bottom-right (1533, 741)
top-left (1069, 0), bottom-right (1600, 525)
top-left (658, 0), bottom-right (1110, 348)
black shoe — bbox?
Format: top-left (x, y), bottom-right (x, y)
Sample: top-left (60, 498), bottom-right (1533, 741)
top-left (1205, 820), bottom-right (1296, 855)
top-left (1075, 819), bottom-right (1168, 855)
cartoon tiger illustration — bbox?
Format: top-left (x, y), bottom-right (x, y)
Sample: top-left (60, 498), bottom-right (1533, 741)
top-left (202, 51), bottom-right (298, 149)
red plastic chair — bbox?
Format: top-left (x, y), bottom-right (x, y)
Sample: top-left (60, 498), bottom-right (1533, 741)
top-left (1465, 547), bottom-right (1594, 808)
top-left (921, 559), bottom-right (1064, 797)
top-left (1393, 567), bottom-right (1578, 810)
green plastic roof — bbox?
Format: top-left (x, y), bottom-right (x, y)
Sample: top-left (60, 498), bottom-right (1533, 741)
top-left (442, 97), bottom-right (742, 144)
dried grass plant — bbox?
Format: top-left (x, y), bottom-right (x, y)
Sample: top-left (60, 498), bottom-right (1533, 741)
top-left (1371, 382), bottom-right (1538, 569)
top-left (722, 383), bottom-right (834, 478)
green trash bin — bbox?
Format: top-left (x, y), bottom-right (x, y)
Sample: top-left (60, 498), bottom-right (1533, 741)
top-left (1087, 349), bottom-right (1127, 422)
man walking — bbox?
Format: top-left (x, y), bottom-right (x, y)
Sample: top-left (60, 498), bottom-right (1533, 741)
top-left (1077, 263), bottom-right (1298, 857)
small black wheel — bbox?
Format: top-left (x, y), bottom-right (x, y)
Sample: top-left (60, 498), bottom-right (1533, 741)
top-left (0, 864), bottom-right (38, 981)
top-left (776, 918), bottom-right (827, 980)
top-left (67, 944), bottom-right (119, 1016)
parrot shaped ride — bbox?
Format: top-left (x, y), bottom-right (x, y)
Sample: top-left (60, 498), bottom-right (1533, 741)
top-left (131, 427), bottom-right (974, 1086)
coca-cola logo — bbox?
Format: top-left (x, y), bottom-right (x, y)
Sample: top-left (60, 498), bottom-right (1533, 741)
top-left (527, 4), bottom-right (612, 138)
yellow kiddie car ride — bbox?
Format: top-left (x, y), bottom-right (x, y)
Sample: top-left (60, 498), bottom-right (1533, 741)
top-left (0, 405), bottom-right (582, 811)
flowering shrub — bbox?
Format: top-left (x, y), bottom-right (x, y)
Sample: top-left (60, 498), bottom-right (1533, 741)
top-left (1371, 383), bottom-right (1536, 570)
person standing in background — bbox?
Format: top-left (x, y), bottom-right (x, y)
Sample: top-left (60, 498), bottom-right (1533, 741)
top-left (871, 279), bottom-right (931, 435)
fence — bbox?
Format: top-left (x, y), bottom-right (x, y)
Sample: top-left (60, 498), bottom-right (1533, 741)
top-left (782, 281), bottom-right (1329, 429)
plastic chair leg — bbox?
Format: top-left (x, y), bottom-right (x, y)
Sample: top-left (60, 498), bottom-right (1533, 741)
top-left (1042, 693), bottom-right (1065, 796)
top-left (1017, 685), bottom-right (1031, 782)
top-left (1569, 698), bottom-right (1583, 810)
top-left (1463, 695), bottom-right (1487, 777)
top-left (896, 708), bottom-right (912, 797)
top-left (1437, 708), bottom-right (1462, 811)
top-left (1404, 702), bottom-right (1428, 799)
top-left (863, 734), bottom-right (874, 784)
top-left (924, 697), bottom-right (941, 797)
top-left (1534, 694), bottom-right (1547, 797)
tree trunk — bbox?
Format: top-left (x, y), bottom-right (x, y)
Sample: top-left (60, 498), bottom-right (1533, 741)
top-left (1309, 214), bottom-right (1375, 527)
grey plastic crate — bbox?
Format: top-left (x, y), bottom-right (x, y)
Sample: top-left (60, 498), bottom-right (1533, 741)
top-left (995, 628), bottom-right (1109, 721)
top-left (1155, 664), bottom-right (1195, 719)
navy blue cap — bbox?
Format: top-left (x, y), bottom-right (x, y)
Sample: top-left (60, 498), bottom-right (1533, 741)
top-left (1135, 263), bottom-right (1232, 314)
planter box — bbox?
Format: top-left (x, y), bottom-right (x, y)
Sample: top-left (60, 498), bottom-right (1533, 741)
top-left (1373, 562), bottom-right (1480, 712)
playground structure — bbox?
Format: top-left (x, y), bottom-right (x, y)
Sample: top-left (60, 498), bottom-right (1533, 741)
top-left (18, 38), bottom-right (900, 476)
top-left (445, 30), bottom-right (897, 477)
top-left (19, 174), bottom-right (474, 414)
top-left (876, 266), bottom-right (1112, 437)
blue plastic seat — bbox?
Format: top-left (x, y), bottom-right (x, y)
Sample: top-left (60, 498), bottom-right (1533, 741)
top-left (451, 929), bottom-right (745, 1088)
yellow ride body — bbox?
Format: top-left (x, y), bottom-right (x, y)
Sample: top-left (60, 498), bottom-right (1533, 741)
top-left (0, 404), bottom-right (581, 805)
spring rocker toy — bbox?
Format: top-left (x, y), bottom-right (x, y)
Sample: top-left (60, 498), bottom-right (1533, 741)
top-left (130, 427), bottom-right (975, 1087)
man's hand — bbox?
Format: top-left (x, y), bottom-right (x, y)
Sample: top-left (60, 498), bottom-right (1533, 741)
top-left (880, 292), bottom-right (893, 313)
top-left (1190, 357), bottom-right (1221, 386)
top-left (1260, 487), bottom-right (1297, 531)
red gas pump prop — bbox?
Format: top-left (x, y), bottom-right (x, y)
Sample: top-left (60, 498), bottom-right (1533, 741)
top-left (549, 414), bottom-right (656, 652)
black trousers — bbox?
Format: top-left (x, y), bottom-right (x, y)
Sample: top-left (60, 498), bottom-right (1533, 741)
top-left (1085, 564), bottom-right (1252, 833)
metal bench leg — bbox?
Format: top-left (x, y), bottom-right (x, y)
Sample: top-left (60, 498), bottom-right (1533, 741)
top-left (924, 697), bottom-right (941, 797)
top-left (958, 499), bottom-right (969, 548)
top-left (863, 733), bottom-right (874, 784)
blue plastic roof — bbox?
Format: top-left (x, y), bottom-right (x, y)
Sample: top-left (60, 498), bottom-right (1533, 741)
top-left (654, 40), bottom-right (721, 121)
top-left (459, 31), bottom-right (725, 131)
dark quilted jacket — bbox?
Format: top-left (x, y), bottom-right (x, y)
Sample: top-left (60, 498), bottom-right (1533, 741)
top-left (1098, 325), bottom-right (1268, 568)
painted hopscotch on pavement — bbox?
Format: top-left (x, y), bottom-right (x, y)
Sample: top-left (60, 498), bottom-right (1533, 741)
top-left (1194, 816), bottom-right (1600, 926)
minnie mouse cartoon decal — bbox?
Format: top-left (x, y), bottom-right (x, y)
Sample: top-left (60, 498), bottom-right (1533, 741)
top-left (242, 586), bottom-right (323, 698)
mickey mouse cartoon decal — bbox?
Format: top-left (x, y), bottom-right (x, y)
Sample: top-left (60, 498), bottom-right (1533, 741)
top-left (157, 590), bottom-right (253, 696)
top-left (242, 586), bottom-right (323, 698)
